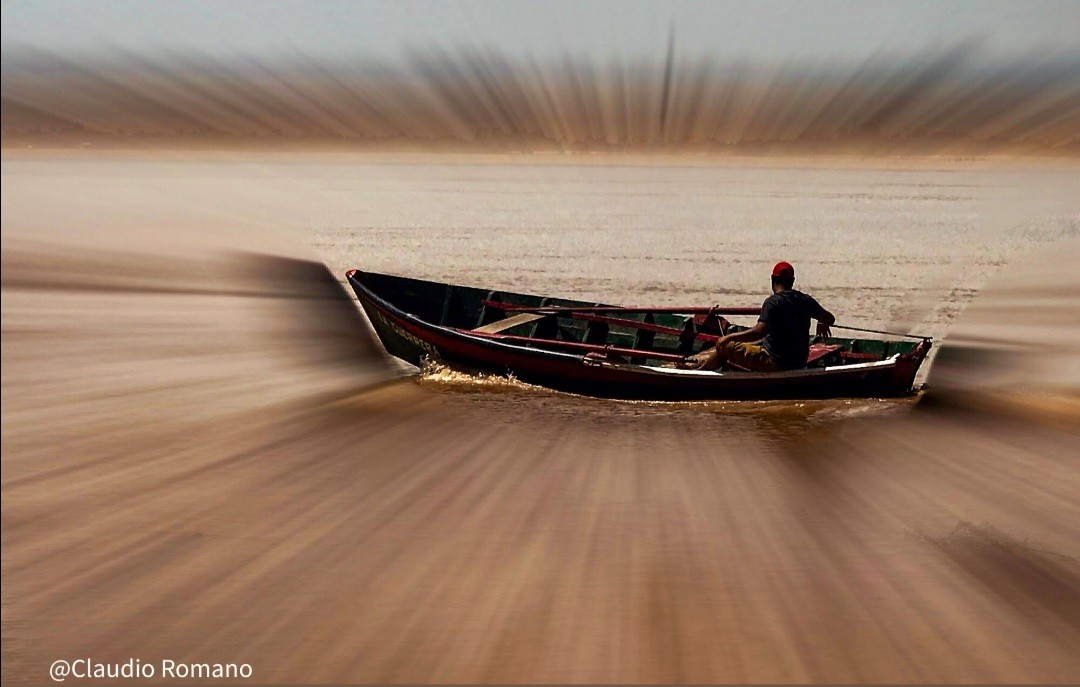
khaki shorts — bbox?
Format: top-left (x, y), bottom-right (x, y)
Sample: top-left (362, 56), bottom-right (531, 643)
top-left (716, 341), bottom-right (779, 373)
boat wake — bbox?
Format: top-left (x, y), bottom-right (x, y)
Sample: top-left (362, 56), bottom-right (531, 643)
top-left (416, 358), bottom-right (548, 394)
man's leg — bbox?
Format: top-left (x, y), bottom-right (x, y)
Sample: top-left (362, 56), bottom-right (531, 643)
top-left (721, 342), bottom-right (779, 372)
top-left (684, 341), bottom-right (778, 372)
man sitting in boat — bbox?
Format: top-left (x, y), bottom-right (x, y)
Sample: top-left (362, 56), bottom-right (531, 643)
top-left (680, 262), bottom-right (835, 372)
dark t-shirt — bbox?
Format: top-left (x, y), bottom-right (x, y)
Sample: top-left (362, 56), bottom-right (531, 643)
top-left (758, 289), bottom-right (824, 370)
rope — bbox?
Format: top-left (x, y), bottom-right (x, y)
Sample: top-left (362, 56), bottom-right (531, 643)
top-left (831, 324), bottom-right (930, 340)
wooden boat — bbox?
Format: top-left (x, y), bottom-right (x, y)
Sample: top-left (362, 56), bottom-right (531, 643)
top-left (346, 269), bottom-right (932, 400)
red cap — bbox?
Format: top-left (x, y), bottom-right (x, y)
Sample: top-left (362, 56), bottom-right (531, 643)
top-left (771, 261), bottom-right (795, 278)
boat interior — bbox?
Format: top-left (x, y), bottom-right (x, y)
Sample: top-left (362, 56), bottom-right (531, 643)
top-left (355, 271), bottom-right (921, 370)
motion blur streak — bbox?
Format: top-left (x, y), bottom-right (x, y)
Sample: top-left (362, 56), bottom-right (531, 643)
top-left (3, 43), bottom-right (1078, 152)
top-left (3, 0), bottom-right (1078, 681)
top-left (3, 225), bottom-right (1078, 681)
top-left (927, 241), bottom-right (1080, 398)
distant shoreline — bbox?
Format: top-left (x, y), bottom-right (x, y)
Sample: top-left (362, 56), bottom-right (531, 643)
top-left (4, 133), bottom-right (1078, 169)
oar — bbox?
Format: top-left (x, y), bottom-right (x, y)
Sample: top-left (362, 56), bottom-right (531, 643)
top-left (830, 324), bottom-right (931, 340)
top-left (482, 301), bottom-right (930, 340)
top-left (453, 328), bottom-right (688, 362)
top-left (482, 301), bottom-right (762, 316)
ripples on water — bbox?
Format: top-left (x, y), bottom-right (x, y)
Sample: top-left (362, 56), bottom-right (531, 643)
top-left (1, 156), bottom-right (1078, 682)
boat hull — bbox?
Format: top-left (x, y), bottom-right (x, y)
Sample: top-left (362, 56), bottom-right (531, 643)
top-left (348, 270), bottom-right (930, 401)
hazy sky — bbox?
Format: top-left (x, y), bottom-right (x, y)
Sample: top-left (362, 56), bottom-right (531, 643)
top-left (2, 0), bottom-right (1078, 64)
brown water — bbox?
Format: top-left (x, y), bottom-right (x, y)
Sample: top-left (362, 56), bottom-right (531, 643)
top-left (8, 154), bottom-right (1075, 358)
top-left (2, 151), bottom-right (1078, 683)
top-left (313, 159), bottom-right (1072, 324)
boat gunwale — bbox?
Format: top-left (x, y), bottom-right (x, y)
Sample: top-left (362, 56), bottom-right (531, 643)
top-left (348, 270), bottom-right (590, 365)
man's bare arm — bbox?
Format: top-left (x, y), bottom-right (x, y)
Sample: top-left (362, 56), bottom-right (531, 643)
top-left (723, 321), bottom-right (768, 344)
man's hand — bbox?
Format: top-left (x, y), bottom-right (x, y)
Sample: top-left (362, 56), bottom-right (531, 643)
top-left (815, 307), bottom-right (836, 341)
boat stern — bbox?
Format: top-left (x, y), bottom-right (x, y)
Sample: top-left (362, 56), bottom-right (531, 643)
top-left (891, 337), bottom-right (933, 393)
